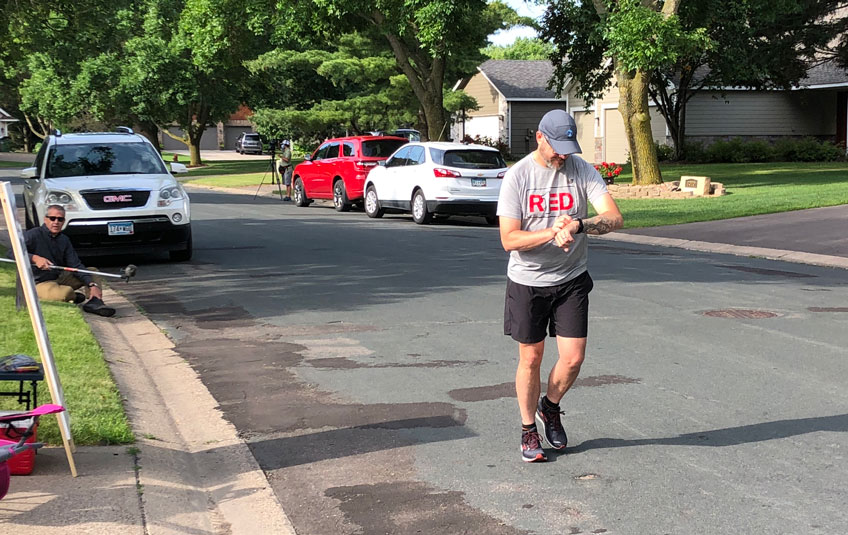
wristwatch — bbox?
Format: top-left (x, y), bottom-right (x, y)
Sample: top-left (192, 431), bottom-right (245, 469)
top-left (89, 282), bottom-right (99, 288)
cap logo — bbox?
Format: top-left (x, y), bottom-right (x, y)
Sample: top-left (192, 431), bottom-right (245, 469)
top-left (566, 128), bottom-right (574, 139)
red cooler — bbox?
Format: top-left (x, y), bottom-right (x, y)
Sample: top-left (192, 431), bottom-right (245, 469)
top-left (0, 412), bottom-right (37, 475)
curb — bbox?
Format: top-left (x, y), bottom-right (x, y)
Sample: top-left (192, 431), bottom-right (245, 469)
top-left (596, 232), bottom-right (848, 270)
top-left (86, 288), bottom-right (296, 535)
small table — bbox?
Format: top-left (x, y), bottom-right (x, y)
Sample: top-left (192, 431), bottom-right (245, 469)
top-left (0, 366), bottom-right (44, 411)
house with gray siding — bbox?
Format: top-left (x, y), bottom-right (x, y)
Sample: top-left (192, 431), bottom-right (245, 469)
top-left (455, 59), bottom-right (848, 163)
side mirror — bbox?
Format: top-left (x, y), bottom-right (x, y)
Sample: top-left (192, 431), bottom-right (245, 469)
top-left (170, 162), bottom-right (188, 174)
top-left (20, 167), bottom-right (38, 179)
top-left (377, 160), bottom-right (387, 166)
top-left (304, 154), bottom-right (312, 161)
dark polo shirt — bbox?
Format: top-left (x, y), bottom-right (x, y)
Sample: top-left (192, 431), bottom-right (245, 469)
top-left (20, 225), bottom-right (92, 286)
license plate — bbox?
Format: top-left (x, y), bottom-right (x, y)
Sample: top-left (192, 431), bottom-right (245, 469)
top-left (107, 221), bottom-right (134, 236)
top-left (471, 178), bottom-right (486, 187)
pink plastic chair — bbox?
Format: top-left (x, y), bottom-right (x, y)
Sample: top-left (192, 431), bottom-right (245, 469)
top-left (0, 404), bottom-right (64, 500)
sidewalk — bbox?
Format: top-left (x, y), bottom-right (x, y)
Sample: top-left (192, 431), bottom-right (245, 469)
top-left (0, 288), bottom-right (295, 534)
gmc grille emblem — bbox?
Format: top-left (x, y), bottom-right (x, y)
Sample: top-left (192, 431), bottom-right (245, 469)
top-left (103, 194), bottom-right (132, 203)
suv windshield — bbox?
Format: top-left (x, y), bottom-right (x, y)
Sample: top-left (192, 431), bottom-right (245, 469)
top-left (244, 134), bottom-right (260, 141)
top-left (431, 149), bottom-right (506, 169)
top-left (362, 139), bottom-right (408, 158)
top-left (46, 142), bottom-right (167, 178)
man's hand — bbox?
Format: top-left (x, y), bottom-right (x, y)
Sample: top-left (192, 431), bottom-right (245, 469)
top-left (551, 214), bottom-right (572, 234)
top-left (31, 255), bottom-right (53, 270)
top-left (89, 284), bottom-right (103, 300)
top-left (554, 219), bottom-right (581, 251)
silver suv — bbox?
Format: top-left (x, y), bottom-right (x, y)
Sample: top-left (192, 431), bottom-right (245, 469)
top-left (21, 129), bottom-right (193, 261)
top-left (235, 132), bottom-right (263, 154)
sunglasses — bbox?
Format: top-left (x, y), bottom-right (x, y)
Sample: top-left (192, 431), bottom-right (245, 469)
top-left (46, 216), bottom-right (66, 222)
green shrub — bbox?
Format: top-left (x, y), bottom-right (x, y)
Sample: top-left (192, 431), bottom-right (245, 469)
top-left (655, 143), bottom-right (674, 162)
top-left (681, 141), bottom-right (707, 163)
top-left (689, 136), bottom-right (845, 164)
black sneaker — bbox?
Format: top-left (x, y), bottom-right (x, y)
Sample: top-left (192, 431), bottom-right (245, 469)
top-left (72, 292), bottom-right (86, 304)
top-left (82, 296), bottom-right (116, 317)
top-left (535, 398), bottom-right (567, 450)
top-left (521, 430), bottom-right (547, 462)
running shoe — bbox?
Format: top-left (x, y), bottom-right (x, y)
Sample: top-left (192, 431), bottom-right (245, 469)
top-left (535, 399), bottom-right (567, 450)
top-left (521, 430), bottom-right (547, 462)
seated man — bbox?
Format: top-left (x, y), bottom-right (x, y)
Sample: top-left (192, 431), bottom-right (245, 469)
top-left (18, 205), bottom-right (115, 317)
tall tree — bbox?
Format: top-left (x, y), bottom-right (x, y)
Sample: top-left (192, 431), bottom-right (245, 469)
top-left (290, 0), bottom-right (517, 141)
top-left (248, 32), bottom-right (419, 143)
top-left (652, 0), bottom-right (848, 160)
top-left (542, 0), bottom-right (708, 185)
top-left (483, 37), bottom-right (555, 60)
top-left (121, 0), bottom-right (268, 165)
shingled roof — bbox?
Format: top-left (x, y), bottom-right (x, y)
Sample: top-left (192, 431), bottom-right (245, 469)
top-left (800, 60), bottom-right (848, 88)
top-left (477, 60), bottom-right (561, 100)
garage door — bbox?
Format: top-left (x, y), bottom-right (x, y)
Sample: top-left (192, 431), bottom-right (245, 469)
top-left (603, 108), bottom-right (629, 164)
top-left (573, 111), bottom-right (596, 163)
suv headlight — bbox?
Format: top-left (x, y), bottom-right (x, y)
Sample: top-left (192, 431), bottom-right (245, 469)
top-left (158, 186), bottom-right (184, 206)
top-left (46, 191), bottom-right (77, 211)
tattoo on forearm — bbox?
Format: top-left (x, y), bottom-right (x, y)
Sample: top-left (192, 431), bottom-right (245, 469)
top-left (584, 214), bottom-right (621, 235)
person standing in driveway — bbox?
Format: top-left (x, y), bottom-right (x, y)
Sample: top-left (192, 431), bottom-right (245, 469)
top-left (278, 139), bottom-right (293, 201)
top-left (497, 109), bottom-right (623, 462)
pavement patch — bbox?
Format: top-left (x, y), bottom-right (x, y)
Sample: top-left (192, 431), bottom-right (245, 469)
top-left (325, 481), bottom-right (528, 535)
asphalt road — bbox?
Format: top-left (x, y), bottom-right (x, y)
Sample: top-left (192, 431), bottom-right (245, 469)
top-left (4, 172), bottom-right (848, 534)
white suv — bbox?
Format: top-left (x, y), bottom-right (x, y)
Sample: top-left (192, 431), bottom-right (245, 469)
top-left (21, 129), bottom-right (192, 261)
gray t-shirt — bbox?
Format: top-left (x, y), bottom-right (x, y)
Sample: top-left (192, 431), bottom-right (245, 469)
top-left (496, 152), bottom-right (608, 287)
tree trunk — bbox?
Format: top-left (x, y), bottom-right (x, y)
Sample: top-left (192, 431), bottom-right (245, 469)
top-left (616, 67), bottom-right (663, 185)
top-left (421, 90), bottom-right (446, 141)
top-left (135, 120), bottom-right (161, 152)
top-left (188, 124), bottom-right (203, 167)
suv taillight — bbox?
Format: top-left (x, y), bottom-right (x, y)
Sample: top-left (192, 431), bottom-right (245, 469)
top-left (497, 171), bottom-right (506, 178)
top-left (434, 168), bottom-right (461, 178)
top-left (354, 160), bottom-right (377, 170)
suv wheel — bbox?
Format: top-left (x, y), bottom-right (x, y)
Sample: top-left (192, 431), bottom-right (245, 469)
top-left (169, 228), bottom-right (193, 262)
top-left (333, 180), bottom-right (351, 212)
top-left (293, 178), bottom-right (310, 207)
top-left (412, 190), bottom-right (432, 225)
top-left (364, 186), bottom-right (384, 218)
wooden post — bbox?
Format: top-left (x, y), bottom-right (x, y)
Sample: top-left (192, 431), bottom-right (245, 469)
top-left (0, 181), bottom-right (77, 477)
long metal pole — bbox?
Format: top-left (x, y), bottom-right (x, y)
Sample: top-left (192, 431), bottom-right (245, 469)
top-left (0, 182), bottom-right (77, 476)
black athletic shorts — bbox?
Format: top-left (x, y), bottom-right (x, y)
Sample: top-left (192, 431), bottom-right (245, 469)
top-left (503, 271), bottom-right (594, 343)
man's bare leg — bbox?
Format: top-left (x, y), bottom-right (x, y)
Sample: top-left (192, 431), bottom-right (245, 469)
top-left (546, 336), bottom-right (587, 403)
top-left (516, 341), bottom-right (545, 424)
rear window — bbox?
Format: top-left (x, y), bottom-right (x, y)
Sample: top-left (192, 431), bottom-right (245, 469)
top-left (46, 142), bottom-right (167, 178)
top-left (244, 134), bottom-right (260, 140)
top-left (361, 139), bottom-right (408, 158)
top-left (430, 149), bottom-right (506, 169)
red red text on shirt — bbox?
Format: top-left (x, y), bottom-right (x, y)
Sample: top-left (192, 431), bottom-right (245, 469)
top-left (528, 192), bottom-right (574, 213)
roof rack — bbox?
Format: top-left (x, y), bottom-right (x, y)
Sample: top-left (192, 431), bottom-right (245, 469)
top-left (115, 126), bottom-right (134, 134)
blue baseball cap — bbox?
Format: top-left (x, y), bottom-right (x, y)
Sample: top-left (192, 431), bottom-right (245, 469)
top-left (538, 109), bottom-right (581, 155)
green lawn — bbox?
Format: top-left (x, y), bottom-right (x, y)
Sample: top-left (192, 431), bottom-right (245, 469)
top-left (182, 158), bottom-right (304, 187)
top-left (611, 161), bottom-right (848, 228)
top-left (0, 160), bottom-right (27, 168)
top-left (0, 262), bottom-right (133, 446)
